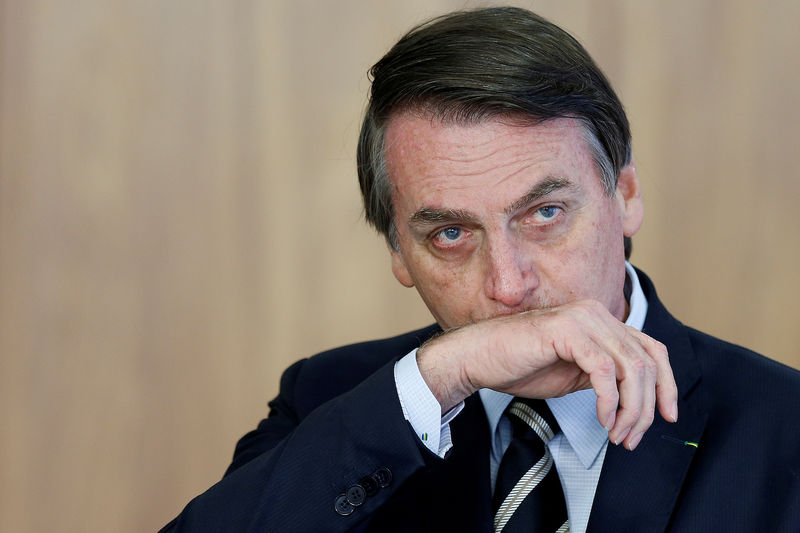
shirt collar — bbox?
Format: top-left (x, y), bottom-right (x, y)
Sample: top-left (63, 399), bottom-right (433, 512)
top-left (479, 262), bottom-right (648, 469)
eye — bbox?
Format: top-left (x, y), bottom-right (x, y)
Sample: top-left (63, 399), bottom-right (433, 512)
top-left (432, 226), bottom-right (466, 247)
top-left (532, 205), bottom-right (561, 222)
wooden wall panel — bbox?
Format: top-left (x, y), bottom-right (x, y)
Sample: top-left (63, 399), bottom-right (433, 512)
top-left (1, 1), bottom-right (797, 531)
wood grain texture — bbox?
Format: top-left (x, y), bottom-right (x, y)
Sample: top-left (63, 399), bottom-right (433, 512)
top-left (1, 1), bottom-right (797, 531)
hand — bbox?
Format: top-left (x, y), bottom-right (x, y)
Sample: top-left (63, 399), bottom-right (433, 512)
top-left (416, 300), bottom-right (678, 450)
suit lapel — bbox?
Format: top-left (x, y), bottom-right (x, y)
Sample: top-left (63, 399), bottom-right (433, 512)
top-left (586, 404), bottom-right (706, 532)
top-left (587, 271), bottom-right (708, 533)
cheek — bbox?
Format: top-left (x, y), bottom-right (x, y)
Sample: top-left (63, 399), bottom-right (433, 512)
top-left (408, 256), bottom-right (483, 319)
top-left (540, 215), bottom-right (623, 288)
top-left (574, 217), bottom-right (627, 296)
top-left (413, 259), bottom-right (471, 297)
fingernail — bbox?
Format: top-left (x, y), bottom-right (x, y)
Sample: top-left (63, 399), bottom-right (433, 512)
top-left (604, 412), bottom-right (616, 431)
top-left (670, 402), bottom-right (679, 423)
top-left (612, 426), bottom-right (631, 445)
top-left (627, 431), bottom-right (644, 450)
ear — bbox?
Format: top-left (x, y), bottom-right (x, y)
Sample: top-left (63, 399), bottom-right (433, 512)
top-left (390, 248), bottom-right (415, 288)
top-left (616, 159), bottom-right (644, 237)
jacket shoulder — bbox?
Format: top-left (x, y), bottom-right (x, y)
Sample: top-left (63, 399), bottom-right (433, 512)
top-left (685, 326), bottom-right (800, 440)
top-left (686, 326), bottom-right (800, 390)
top-left (288, 324), bottom-right (441, 417)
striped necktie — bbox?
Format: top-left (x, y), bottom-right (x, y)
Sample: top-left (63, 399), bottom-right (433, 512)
top-left (492, 399), bottom-right (569, 533)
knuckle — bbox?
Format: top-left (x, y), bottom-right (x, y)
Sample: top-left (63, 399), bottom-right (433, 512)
top-left (595, 357), bottom-right (616, 377)
top-left (652, 340), bottom-right (669, 359)
top-left (603, 387), bottom-right (620, 402)
top-left (629, 357), bottom-right (647, 375)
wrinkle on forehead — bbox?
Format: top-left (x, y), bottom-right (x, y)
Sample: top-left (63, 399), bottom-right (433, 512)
top-left (385, 114), bottom-right (592, 207)
top-left (388, 113), bottom-right (571, 156)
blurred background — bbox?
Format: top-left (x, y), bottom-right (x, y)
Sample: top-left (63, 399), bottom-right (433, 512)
top-left (1, 1), bottom-right (798, 531)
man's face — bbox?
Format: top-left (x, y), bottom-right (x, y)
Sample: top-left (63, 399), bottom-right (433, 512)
top-left (385, 115), bottom-right (643, 329)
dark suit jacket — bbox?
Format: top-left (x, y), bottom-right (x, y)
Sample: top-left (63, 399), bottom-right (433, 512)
top-left (162, 271), bottom-right (800, 532)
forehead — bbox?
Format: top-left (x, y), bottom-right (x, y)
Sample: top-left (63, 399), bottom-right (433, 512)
top-left (383, 114), bottom-right (599, 211)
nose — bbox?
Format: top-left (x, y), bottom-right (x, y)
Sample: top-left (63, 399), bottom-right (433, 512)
top-left (483, 235), bottom-right (537, 309)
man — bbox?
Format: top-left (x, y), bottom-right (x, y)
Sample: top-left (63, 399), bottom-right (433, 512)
top-left (163, 7), bottom-right (800, 532)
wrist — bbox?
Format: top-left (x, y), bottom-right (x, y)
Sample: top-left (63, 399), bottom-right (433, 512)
top-left (417, 330), bottom-right (477, 413)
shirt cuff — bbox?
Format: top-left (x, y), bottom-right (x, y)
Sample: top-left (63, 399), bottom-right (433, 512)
top-left (394, 348), bottom-right (464, 457)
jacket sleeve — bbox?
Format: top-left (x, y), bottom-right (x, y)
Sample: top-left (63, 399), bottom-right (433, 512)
top-left (159, 357), bottom-right (429, 533)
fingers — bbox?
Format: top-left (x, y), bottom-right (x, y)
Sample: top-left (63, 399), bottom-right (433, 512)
top-left (605, 329), bottom-right (676, 450)
top-left (614, 348), bottom-right (655, 449)
top-left (481, 300), bottom-right (678, 452)
top-left (585, 352), bottom-right (619, 431)
top-left (566, 307), bottom-right (676, 451)
top-left (649, 337), bottom-right (679, 423)
top-left (625, 330), bottom-right (678, 423)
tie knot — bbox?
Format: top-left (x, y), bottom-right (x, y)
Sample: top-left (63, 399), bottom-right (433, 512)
top-left (507, 399), bottom-right (560, 444)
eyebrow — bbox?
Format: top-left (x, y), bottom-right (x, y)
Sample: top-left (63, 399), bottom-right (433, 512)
top-left (409, 207), bottom-right (479, 228)
top-left (504, 176), bottom-right (573, 215)
top-left (407, 176), bottom-right (574, 232)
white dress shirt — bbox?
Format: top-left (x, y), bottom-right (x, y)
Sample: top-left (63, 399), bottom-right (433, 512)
top-left (394, 262), bottom-right (648, 533)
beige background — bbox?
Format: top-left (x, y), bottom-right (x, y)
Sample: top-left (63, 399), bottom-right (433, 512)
top-left (1, 1), bottom-right (798, 531)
